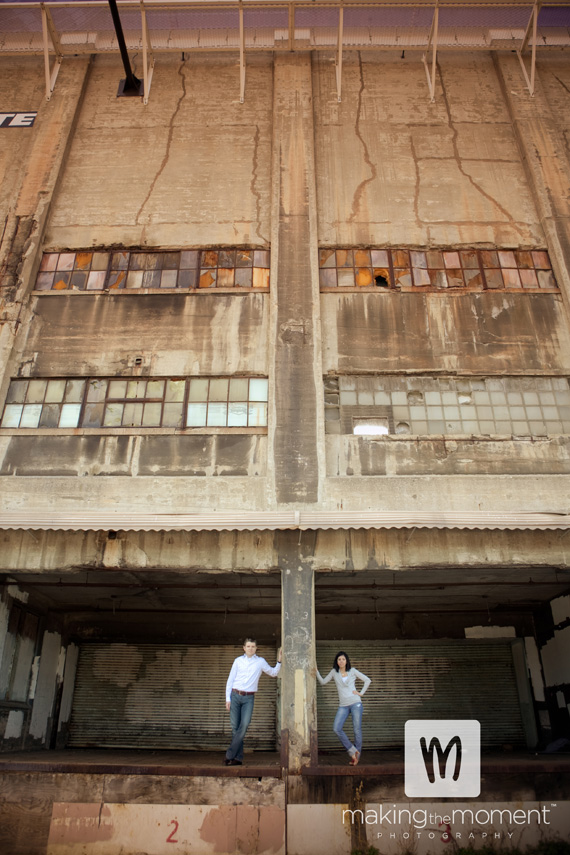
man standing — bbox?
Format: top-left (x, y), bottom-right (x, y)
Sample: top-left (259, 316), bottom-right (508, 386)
top-left (225, 638), bottom-right (282, 765)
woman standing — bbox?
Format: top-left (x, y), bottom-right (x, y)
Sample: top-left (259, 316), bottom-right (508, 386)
top-left (317, 651), bottom-right (371, 765)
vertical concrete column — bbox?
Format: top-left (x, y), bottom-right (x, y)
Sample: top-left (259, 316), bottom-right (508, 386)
top-left (269, 54), bottom-right (324, 505)
top-left (494, 54), bottom-right (570, 321)
top-left (280, 532), bottom-right (317, 773)
top-left (0, 58), bottom-right (91, 400)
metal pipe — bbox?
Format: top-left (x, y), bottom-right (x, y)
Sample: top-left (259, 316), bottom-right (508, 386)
top-left (108, 0), bottom-right (141, 95)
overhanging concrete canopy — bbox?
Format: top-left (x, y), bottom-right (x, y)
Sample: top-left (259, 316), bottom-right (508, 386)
top-left (1, 0), bottom-right (569, 101)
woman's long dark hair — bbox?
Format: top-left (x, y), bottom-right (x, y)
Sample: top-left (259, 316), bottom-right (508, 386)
top-left (333, 651), bottom-right (351, 672)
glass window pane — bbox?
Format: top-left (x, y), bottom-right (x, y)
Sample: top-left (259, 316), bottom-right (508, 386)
top-left (40, 253), bottom-right (59, 271)
top-left (123, 403), bottom-right (143, 425)
top-left (162, 403), bottom-right (183, 427)
top-left (87, 379), bottom-right (108, 402)
top-left (103, 403), bottom-right (124, 426)
top-left (83, 403), bottom-right (104, 427)
top-left (249, 378), bottom-right (268, 402)
top-left (180, 250), bottom-right (199, 269)
top-left (229, 378), bottom-right (249, 401)
top-left (207, 402), bottom-right (227, 426)
top-left (235, 268), bottom-right (252, 287)
top-left (91, 252), bottom-right (110, 271)
top-left (65, 379), bottom-right (86, 403)
top-left (39, 403), bottom-right (61, 427)
top-left (126, 270), bottom-right (144, 289)
top-left (142, 403), bottom-right (162, 426)
top-left (248, 402), bottom-right (267, 426)
top-left (6, 380), bottom-right (28, 404)
top-left (87, 271), bottom-right (106, 290)
top-left (187, 402), bottom-right (207, 426)
top-left (20, 404), bottom-right (42, 428)
top-left (36, 272), bottom-right (55, 290)
top-left (45, 379), bottom-right (66, 403)
top-left (1, 404), bottom-right (23, 427)
top-left (228, 402), bottom-right (247, 426)
top-left (209, 378), bottom-right (229, 401)
top-left (59, 403), bottom-right (82, 428)
top-left (146, 380), bottom-right (165, 399)
top-left (189, 379), bottom-right (209, 402)
top-left (57, 253), bottom-right (75, 270)
top-left (126, 380), bottom-right (147, 399)
top-left (27, 380), bottom-right (47, 403)
top-left (108, 380), bottom-right (127, 399)
top-left (165, 380), bottom-right (186, 402)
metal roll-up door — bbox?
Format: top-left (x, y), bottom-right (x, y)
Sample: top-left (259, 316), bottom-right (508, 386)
top-left (316, 640), bottom-right (526, 749)
top-left (68, 643), bottom-right (279, 750)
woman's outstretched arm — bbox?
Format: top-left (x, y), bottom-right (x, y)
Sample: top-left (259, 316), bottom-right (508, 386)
top-left (316, 669), bottom-right (334, 686)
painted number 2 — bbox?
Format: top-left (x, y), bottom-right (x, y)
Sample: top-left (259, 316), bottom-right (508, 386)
top-left (166, 820), bottom-right (179, 843)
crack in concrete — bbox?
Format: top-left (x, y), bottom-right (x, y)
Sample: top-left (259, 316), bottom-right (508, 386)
top-left (251, 123), bottom-right (269, 245)
top-left (349, 53), bottom-right (378, 224)
top-left (409, 137), bottom-right (424, 230)
top-left (438, 64), bottom-right (525, 238)
top-left (136, 60), bottom-right (187, 228)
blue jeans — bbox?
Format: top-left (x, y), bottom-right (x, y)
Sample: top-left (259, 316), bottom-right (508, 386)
top-left (226, 692), bottom-right (254, 761)
top-left (333, 702), bottom-right (363, 757)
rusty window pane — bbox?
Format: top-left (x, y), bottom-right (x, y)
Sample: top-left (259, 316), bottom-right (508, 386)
top-left (252, 268), bottom-right (269, 288)
top-left (59, 403), bottom-right (82, 428)
top-left (202, 251), bottom-right (218, 268)
top-left (20, 404), bottom-right (42, 427)
top-left (320, 249), bottom-right (336, 268)
top-left (40, 253), bottom-right (59, 271)
top-left (199, 269), bottom-right (217, 288)
top-left (336, 249), bottom-right (353, 268)
top-left (217, 268), bottom-right (235, 287)
top-left (108, 380), bottom-right (127, 399)
top-left (7, 380), bottom-right (28, 404)
top-left (45, 380), bottom-right (66, 403)
top-left (498, 251), bottom-right (517, 268)
top-left (236, 250), bottom-right (254, 267)
top-left (209, 378), bottom-right (229, 401)
top-left (1, 405), bottom-right (23, 427)
top-left (355, 268), bottom-right (373, 287)
top-left (502, 268), bottom-right (522, 288)
top-left (520, 269), bottom-right (538, 288)
top-left (538, 270), bottom-right (556, 288)
top-left (235, 268), bottom-right (253, 287)
top-left (229, 378), bottom-right (249, 401)
top-left (27, 380), bottom-right (47, 403)
top-left (165, 380), bottom-right (186, 402)
top-left (532, 251), bottom-right (550, 269)
top-left (412, 268), bottom-right (431, 286)
top-left (53, 273), bottom-right (71, 290)
top-left (392, 250), bottom-right (409, 268)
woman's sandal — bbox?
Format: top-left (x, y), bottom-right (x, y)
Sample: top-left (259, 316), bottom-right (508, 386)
top-left (350, 751), bottom-right (360, 766)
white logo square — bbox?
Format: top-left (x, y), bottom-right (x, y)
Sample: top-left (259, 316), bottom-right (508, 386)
top-left (405, 720), bottom-right (480, 798)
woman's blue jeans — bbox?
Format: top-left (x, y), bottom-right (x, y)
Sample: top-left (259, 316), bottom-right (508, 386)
top-left (333, 702), bottom-right (363, 756)
top-left (226, 692), bottom-right (254, 761)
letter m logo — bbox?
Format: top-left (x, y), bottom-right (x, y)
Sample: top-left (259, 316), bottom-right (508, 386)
top-left (405, 721), bottom-right (480, 797)
top-left (420, 735), bottom-right (462, 782)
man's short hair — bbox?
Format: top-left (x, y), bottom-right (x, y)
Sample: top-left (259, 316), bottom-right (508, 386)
top-left (243, 637), bottom-right (257, 645)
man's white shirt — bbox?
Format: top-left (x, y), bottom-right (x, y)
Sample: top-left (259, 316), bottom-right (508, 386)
top-left (226, 654), bottom-right (281, 702)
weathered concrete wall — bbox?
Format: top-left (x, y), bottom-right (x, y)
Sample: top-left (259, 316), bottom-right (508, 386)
top-left (45, 54), bottom-right (273, 249)
top-left (23, 293), bottom-right (267, 377)
top-left (322, 292), bottom-right (570, 375)
top-left (313, 52), bottom-right (543, 248)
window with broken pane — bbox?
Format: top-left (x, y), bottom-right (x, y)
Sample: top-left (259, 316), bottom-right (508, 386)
top-left (1, 377), bottom-right (269, 430)
top-left (325, 375), bottom-right (570, 438)
top-left (319, 248), bottom-right (558, 291)
top-left (34, 249), bottom-right (271, 292)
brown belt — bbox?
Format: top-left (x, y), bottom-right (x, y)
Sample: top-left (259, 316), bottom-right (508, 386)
top-left (232, 689), bottom-right (255, 696)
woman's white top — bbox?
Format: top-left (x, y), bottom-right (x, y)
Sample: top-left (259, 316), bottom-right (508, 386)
top-left (317, 667), bottom-right (371, 707)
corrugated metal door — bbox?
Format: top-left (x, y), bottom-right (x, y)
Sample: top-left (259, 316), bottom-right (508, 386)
top-left (316, 640), bottom-right (526, 749)
top-left (68, 643), bottom-right (278, 750)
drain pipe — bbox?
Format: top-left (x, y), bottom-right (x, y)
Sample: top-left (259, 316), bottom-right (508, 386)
top-left (108, 0), bottom-right (143, 96)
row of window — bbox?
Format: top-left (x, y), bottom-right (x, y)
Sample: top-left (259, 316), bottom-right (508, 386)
top-left (1, 377), bottom-right (269, 429)
top-left (319, 248), bottom-right (557, 291)
top-left (34, 247), bottom-right (558, 293)
top-left (35, 249), bottom-right (271, 292)
top-left (325, 375), bottom-right (570, 437)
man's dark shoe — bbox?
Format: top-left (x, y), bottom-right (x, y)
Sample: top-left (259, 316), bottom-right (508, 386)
top-left (227, 759), bottom-right (242, 766)
top-left (224, 758), bottom-right (232, 765)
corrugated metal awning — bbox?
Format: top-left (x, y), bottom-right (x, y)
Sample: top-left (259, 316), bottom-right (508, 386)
top-left (0, 510), bottom-right (569, 532)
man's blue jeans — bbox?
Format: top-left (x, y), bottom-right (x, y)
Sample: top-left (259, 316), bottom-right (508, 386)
top-left (226, 692), bottom-right (255, 761)
top-left (333, 702), bottom-right (363, 757)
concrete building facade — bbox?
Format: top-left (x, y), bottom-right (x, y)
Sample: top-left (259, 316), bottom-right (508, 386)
top-left (1, 3), bottom-right (570, 852)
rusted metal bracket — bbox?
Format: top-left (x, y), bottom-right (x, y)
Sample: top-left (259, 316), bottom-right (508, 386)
top-left (41, 4), bottom-right (63, 101)
top-left (517, 1), bottom-right (541, 96)
top-left (422, 3), bottom-right (439, 102)
top-left (239, 2), bottom-right (245, 103)
top-left (140, 1), bottom-right (155, 104)
top-left (335, 4), bottom-right (344, 102)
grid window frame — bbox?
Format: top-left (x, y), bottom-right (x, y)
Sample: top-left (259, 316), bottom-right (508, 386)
top-left (318, 247), bottom-right (558, 292)
top-left (1, 377), bottom-right (269, 430)
top-left (34, 249), bottom-right (271, 293)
